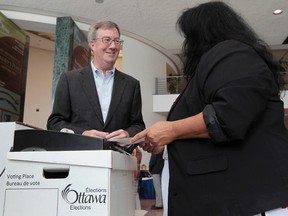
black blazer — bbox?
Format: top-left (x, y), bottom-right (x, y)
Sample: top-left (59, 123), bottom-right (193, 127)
top-left (167, 40), bottom-right (288, 216)
top-left (149, 152), bottom-right (164, 175)
top-left (47, 66), bottom-right (145, 136)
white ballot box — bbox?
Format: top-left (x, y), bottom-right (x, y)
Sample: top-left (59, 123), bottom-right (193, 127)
top-left (0, 122), bottom-right (34, 213)
top-left (2, 150), bottom-right (136, 216)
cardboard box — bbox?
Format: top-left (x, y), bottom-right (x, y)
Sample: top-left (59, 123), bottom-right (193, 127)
top-left (2, 150), bottom-right (136, 216)
top-left (0, 122), bottom-right (34, 213)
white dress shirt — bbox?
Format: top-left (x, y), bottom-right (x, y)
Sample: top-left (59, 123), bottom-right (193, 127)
top-left (91, 61), bottom-right (115, 122)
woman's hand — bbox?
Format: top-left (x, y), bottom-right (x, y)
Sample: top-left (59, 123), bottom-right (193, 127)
top-left (131, 121), bottom-right (176, 153)
top-left (131, 113), bottom-right (209, 153)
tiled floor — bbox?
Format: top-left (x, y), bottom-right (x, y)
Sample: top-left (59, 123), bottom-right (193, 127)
top-left (140, 199), bottom-right (163, 216)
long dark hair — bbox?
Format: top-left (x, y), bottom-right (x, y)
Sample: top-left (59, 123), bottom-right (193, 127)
top-left (177, 1), bottom-right (282, 88)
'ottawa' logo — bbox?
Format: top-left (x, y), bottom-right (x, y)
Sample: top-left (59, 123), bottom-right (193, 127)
top-left (61, 184), bottom-right (107, 204)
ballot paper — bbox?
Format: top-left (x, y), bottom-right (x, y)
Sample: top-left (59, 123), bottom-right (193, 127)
top-left (108, 137), bottom-right (145, 146)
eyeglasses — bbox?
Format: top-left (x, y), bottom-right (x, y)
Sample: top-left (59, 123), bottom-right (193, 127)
top-left (94, 37), bottom-right (124, 46)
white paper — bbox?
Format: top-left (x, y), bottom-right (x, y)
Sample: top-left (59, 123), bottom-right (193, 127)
top-left (108, 137), bottom-right (145, 146)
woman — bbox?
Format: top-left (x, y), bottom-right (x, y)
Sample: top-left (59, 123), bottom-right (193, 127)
top-left (131, 1), bottom-right (288, 216)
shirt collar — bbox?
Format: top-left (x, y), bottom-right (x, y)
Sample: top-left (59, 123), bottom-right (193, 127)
top-left (90, 61), bottom-right (115, 76)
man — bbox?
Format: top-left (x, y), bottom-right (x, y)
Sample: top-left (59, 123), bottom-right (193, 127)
top-left (47, 20), bottom-right (145, 140)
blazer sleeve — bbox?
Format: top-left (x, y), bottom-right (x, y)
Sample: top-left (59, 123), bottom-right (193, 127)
top-left (197, 40), bottom-right (276, 141)
top-left (46, 70), bottom-right (86, 134)
top-left (125, 80), bottom-right (145, 136)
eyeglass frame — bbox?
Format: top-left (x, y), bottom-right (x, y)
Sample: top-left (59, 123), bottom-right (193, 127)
top-left (93, 36), bottom-right (124, 46)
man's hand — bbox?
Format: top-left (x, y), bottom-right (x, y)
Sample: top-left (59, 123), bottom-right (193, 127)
top-left (82, 129), bottom-right (109, 138)
top-left (105, 129), bottom-right (129, 140)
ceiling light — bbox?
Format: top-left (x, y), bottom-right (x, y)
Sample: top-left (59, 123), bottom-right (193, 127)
top-left (273, 9), bottom-right (283, 15)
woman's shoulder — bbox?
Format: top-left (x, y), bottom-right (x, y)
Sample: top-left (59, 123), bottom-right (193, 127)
top-left (196, 40), bottom-right (262, 85)
top-left (200, 39), bottom-right (257, 67)
top-left (210, 40), bottom-right (252, 54)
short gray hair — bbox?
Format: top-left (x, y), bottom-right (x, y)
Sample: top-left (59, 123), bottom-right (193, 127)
top-left (88, 20), bottom-right (120, 42)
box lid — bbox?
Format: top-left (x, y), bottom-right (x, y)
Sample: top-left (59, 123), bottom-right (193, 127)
top-left (7, 150), bottom-right (136, 171)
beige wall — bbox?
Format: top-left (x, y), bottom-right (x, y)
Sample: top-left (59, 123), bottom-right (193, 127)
top-left (23, 47), bottom-right (54, 129)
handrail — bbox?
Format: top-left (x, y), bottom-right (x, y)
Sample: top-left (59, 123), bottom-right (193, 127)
top-left (155, 76), bottom-right (186, 95)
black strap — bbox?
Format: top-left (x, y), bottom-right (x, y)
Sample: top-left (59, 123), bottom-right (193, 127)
top-left (261, 213), bottom-right (266, 216)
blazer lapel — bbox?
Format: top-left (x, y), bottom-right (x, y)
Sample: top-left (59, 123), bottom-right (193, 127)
top-left (79, 66), bottom-right (104, 125)
top-left (167, 78), bottom-right (191, 120)
top-left (104, 70), bottom-right (126, 127)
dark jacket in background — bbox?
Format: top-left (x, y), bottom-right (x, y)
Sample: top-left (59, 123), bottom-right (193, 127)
top-left (149, 152), bottom-right (164, 175)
